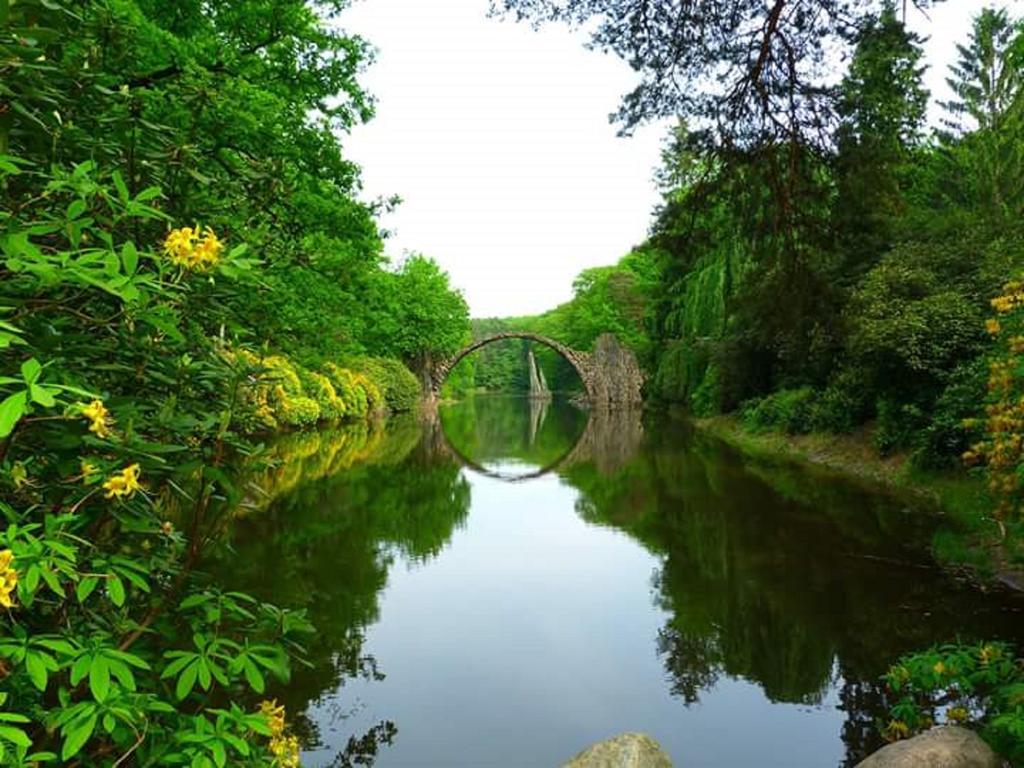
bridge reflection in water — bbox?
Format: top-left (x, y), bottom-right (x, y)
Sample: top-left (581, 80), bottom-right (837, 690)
top-left (426, 396), bottom-right (644, 482)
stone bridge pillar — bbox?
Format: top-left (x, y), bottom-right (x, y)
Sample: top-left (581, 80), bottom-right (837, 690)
top-left (586, 334), bottom-right (644, 406)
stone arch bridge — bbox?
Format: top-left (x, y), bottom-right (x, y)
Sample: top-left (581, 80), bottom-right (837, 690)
top-left (425, 332), bottom-right (644, 406)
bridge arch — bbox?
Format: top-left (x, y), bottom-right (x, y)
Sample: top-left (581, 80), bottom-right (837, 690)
top-left (431, 332), bottom-right (594, 399)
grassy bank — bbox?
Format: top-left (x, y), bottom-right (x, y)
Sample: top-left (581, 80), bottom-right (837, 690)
top-left (694, 416), bottom-right (1021, 586)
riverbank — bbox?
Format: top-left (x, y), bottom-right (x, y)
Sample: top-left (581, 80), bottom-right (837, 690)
top-left (693, 415), bottom-right (1024, 588)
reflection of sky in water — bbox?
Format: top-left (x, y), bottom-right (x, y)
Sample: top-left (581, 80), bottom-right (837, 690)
top-left (303, 470), bottom-right (844, 768)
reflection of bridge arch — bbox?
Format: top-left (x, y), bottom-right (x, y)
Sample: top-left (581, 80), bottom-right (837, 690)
top-left (425, 405), bottom-right (645, 484)
top-left (430, 332), bottom-right (595, 400)
top-left (438, 430), bottom-right (579, 483)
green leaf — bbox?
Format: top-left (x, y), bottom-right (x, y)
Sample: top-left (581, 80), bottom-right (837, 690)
top-left (29, 383), bottom-right (56, 407)
top-left (61, 712), bottom-right (97, 761)
top-left (89, 656), bottom-right (110, 702)
top-left (197, 658), bottom-right (212, 690)
top-left (0, 725), bottom-right (31, 748)
top-left (122, 241), bottom-right (139, 275)
top-left (67, 199), bottom-right (87, 221)
top-left (242, 659), bottom-right (265, 693)
top-left (70, 654), bottom-right (91, 686)
top-left (0, 390), bottom-right (26, 437)
top-left (19, 358), bottom-right (40, 385)
top-left (106, 658), bottom-right (135, 691)
top-left (76, 576), bottom-right (99, 603)
top-left (175, 660), bottom-right (199, 700)
top-left (107, 575), bottom-right (125, 607)
top-left (40, 567), bottom-right (64, 597)
top-left (25, 652), bottom-right (48, 691)
top-left (112, 171), bottom-right (130, 204)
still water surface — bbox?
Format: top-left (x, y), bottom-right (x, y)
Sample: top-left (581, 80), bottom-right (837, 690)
top-left (215, 396), bottom-right (1024, 767)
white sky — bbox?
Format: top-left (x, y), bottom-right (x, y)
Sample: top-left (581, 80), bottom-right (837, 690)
top-left (337, 0), bottom-right (1019, 318)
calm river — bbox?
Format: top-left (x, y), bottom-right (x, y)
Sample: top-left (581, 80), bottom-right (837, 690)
top-left (213, 396), bottom-right (1024, 767)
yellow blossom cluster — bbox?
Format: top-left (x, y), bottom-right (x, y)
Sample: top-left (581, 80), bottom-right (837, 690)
top-left (260, 700), bottom-right (300, 768)
top-left (946, 706), bottom-right (970, 724)
top-left (81, 400), bottom-right (112, 438)
top-left (883, 719), bottom-right (910, 742)
top-left (979, 643), bottom-right (1002, 665)
top-left (964, 279), bottom-right (1024, 520)
top-left (103, 464), bottom-right (142, 499)
top-left (163, 226), bottom-right (224, 270)
top-left (990, 280), bottom-right (1024, 314)
top-left (0, 550), bottom-right (18, 609)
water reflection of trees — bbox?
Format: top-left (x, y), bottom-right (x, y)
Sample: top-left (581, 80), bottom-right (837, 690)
top-left (564, 418), bottom-right (1024, 766)
top-left (206, 405), bottom-right (1024, 768)
top-left (207, 417), bottom-right (470, 759)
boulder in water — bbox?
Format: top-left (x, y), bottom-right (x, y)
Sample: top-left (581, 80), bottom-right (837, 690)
top-left (855, 726), bottom-right (1002, 768)
top-left (561, 732), bottom-right (673, 768)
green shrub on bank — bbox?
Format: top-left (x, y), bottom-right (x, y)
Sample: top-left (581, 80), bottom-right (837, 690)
top-left (345, 357), bottom-right (422, 412)
top-left (740, 388), bottom-right (818, 434)
top-left (229, 350), bottom-right (393, 431)
top-left (875, 397), bottom-right (928, 455)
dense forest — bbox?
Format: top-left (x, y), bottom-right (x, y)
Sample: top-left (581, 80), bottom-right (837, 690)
top-left (0, 1), bottom-right (468, 765)
top-left (475, 3), bottom-right (1024, 483)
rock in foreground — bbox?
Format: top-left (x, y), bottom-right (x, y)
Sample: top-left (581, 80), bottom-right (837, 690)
top-left (856, 726), bottom-right (1002, 768)
top-left (562, 732), bottom-right (673, 768)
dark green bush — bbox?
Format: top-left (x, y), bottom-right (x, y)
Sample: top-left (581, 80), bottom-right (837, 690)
top-left (740, 387), bottom-right (818, 434)
top-left (808, 368), bottom-right (874, 433)
top-left (346, 357), bottom-right (422, 413)
top-left (916, 357), bottom-right (988, 468)
top-left (874, 396), bottom-right (927, 455)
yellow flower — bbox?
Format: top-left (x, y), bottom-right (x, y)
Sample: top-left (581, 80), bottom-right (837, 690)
top-left (259, 699), bottom-right (286, 736)
top-left (269, 734), bottom-right (300, 768)
top-left (164, 226), bottom-right (224, 270)
top-left (0, 550), bottom-right (18, 609)
top-left (81, 400), bottom-right (112, 438)
top-left (987, 318), bottom-right (1001, 335)
top-left (933, 661), bottom-right (946, 675)
top-left (10, 463), bottom-right (28, 489)
top-left (979, 644), bottom-right (1001, 665)
top-left (103, 464), bottom-right (142, 499)
top-left (193, 227), bottom-right (223, 267)
top-left (947, 706), bottom-right (970, 724)
top-left (883, 719), bottom-right (909, 742)
top-left (161, 520), bottom-right (175, 535)
top-left (80, 460), bottom-right (98, 479)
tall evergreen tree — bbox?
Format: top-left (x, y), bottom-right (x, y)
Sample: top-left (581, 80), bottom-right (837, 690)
top-left (834, 3), bottom-right (928, 277)
top-left (942, 8), bottom-right (1024, 218)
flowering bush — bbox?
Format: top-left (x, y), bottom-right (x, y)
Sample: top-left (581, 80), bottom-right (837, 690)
top-left (881, 641), bottom-right (1024, 763)
top-left (963, 277), bottom-right (1024, 522)
top-left (0, 159), bottom-right (319, 766)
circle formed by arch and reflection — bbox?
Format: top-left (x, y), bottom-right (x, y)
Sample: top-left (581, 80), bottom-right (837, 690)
top-left (437, 395), bottom-right (589, 483)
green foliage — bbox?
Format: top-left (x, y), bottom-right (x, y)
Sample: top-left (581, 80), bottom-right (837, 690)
top-left (882, 641), bottom-right (1024, 762)
top-left (344, 357), bottom-right (422, 413)
top-left (740, 389), bottom-right (818, 436)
